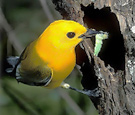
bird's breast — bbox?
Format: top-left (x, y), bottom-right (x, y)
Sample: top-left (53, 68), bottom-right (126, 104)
top-left (36, 42), bottom-right (76, 88)
top-left (46, 50), bottom-right (76, 88)
top-left (49, 50), bottom-right (76, 77)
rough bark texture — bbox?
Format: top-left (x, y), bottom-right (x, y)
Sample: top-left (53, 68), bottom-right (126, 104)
top-left (52, 0), bottom-right (135, 114)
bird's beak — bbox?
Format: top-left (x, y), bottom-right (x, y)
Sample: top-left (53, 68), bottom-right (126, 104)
top-left (78, 29), bottom-right (100, 39)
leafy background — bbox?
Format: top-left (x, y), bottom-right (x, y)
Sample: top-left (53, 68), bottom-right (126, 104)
top-left (0, 0), bottom-right (98, 115)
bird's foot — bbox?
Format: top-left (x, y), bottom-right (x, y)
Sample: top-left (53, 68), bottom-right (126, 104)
top-left (82, 88), bottom-right (101, 98)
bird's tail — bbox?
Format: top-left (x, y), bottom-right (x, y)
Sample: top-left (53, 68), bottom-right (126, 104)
top-left (6, 56), bottom-right (19, 73)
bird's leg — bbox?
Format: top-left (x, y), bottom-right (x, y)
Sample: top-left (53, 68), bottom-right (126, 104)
top-left (60, 82), bottom-right (101, 98)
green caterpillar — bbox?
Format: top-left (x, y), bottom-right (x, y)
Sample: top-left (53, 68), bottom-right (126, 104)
top-left (94, 32), bottom-right (108, 56)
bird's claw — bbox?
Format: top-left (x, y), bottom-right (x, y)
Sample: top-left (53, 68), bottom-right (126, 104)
top-left (83, 88), bottom-right (101, 98)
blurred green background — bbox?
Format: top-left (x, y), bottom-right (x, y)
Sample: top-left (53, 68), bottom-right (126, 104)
top-left (0, 0), bottom-right (98, 115)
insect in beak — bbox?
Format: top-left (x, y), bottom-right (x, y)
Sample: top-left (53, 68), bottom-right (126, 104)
top-left (78, 29), bottom-right (100, 39)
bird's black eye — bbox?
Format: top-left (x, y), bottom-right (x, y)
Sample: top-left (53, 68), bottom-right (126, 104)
top-left (67, 32), bottom-right (75, 38)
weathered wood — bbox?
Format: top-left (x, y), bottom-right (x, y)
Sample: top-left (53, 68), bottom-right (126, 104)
top-left (52, 0), bottom-right (135, 114)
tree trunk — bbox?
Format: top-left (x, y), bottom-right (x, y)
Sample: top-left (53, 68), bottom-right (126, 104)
top-left (52, 0), bottom-right (135, 114)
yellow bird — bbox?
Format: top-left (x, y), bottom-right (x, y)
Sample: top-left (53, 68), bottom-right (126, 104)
top-left (7, 20), bottom-right (99, 96)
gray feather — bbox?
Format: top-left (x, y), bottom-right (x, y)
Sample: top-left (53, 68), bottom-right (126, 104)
top-left (6, 56), bottom-right (19, 73)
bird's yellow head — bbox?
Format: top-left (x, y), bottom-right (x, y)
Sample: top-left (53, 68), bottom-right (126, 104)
top-left (38, 20), bottom-right (87, 51)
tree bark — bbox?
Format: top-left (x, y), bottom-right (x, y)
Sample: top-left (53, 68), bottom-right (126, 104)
top-left (52, 0), bottom-right (135, 114)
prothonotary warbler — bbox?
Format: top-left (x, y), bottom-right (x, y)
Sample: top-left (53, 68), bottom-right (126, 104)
top-left (6, 20), bottom-right (101, 97)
